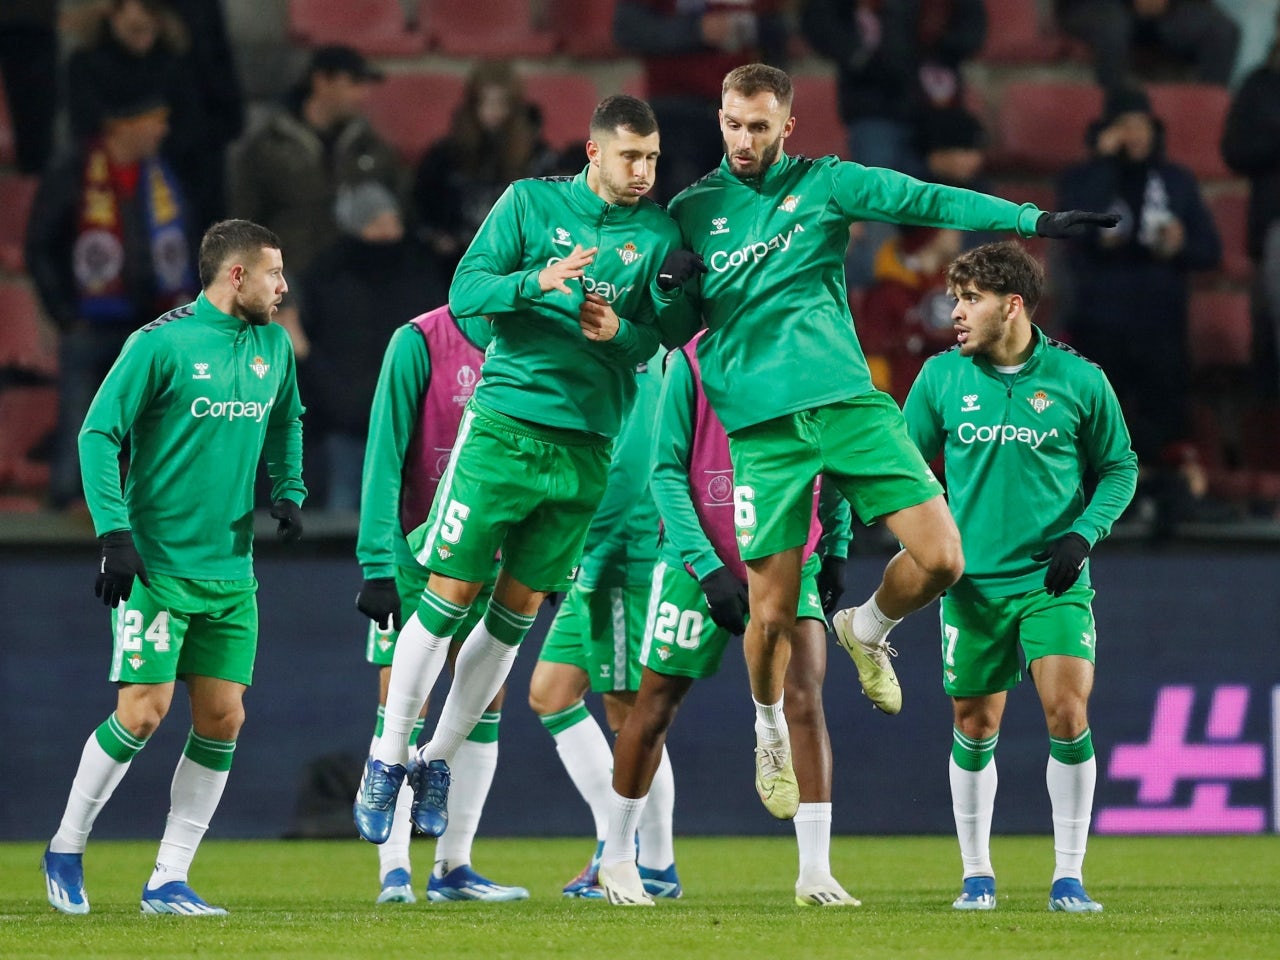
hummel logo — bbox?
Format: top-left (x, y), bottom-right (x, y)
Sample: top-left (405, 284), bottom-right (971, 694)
top-left (192, 362), bottom-right (211, 380)
top-left (710, 217), bottom-right (729, 235)
top-left (553, 227), bottom-right (573, 247)
top-left (961, 394), bottom-right (979, 412)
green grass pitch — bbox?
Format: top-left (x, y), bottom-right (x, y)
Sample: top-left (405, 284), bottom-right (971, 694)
top-left (3, 835), bottom-right (1278, 958)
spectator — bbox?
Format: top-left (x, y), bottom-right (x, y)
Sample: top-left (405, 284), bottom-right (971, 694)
top-left (0, 1), bottom-right (58, 175)
top-left (412, 61), bottom-right (561, 275)
top-left (613, 0), bottom-right (791, 204)
top-left (25, 94), bottom-right (198, 510)
top-left (803, 0), bottom-right (987, 288)
top-left (1056, 85), bottom-right (1222, 530)
top-left (298, 181), bottom-right (448, 511)
top-left (1222, 21), bottom-right (1280, 396)
top-left (1053, 0), bottom-right (1240, 90)
top-left (229, 44), bottom-right (404, 358)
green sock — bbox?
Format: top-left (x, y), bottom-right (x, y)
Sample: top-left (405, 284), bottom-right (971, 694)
top-left (183, 729), bottom-right (236, 772)
top-left (467, 711), bottom-right (501, 744)
top-left (416, 587), bottom-right (472, 640)
top-left (952, 727), bottom-right (999, 772)
top-left (94, 712), bottom-right (148, 763)
top-left (540, 701), bottom-right (591, 736)
top-left (1049, 728), bottom-right (1095, 764)
top-left (483, 600), bottom-right (536, 646)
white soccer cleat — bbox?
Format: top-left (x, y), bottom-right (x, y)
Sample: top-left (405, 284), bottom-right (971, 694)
top-left (832, 607), bottom-right (902, 714)
top-left (754, 738), bottom-right (800, 820)
top-left (795, 878), bottom-right (862, 907)
top-left (599, 862), bottom-right (654, 906)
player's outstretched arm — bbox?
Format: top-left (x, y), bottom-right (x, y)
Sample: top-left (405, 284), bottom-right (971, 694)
top-left (1034, 210), bottom-right (1122, 238)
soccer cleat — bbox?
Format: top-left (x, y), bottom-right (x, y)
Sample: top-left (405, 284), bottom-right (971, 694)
top-left (832, 607), bottom-right (902, 714)
top-left (562, 841), bottom-right (605, 899)
top-left (376, 867), bottom-right (416, 904)
top-left (1049, 877), bottom-right (1103, 913)
top-left (406, 755), bottom-right (451, 837)
top-left (42, 848), bottom-right (89, 915)
top-left (638, 863), bottom-right (683, 899)
top-left (953, 875), bottom-right (996, 910)
top-left (140, 880), bottom-right (228, 916)
top-left (353, 757), bottom-right (408, 844)
top-left (426, 862), bottom-right (530, 902)
top-left (754, 739), bottom-right (800, 819)
top-left (795, 878), bottom-right (862, 907)
top-left (599, 862), bottom-right (654, 906)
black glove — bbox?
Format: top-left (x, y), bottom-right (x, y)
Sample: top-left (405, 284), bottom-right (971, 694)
top-left (1031, 532), bottom-right (1090, 597)
top-left (270, 499), bottom-right (303, 542)
top-left (816, 556), bottom-right (847, 617)
top-left (656, 249), bottom-right (708, 292)
top-left (1035, 210), bottom-right (1122, 239)
top-left (699, 566), bottom-right (748, 635)
top-left (356, 577), bottom-right (403, 631)
top-left (94, 530), bottom-right (150, 608)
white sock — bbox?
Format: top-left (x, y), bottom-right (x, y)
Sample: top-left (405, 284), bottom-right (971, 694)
top-left (753, 696), bottom-right (789, 746)
top-left (601, 789), bottom-right (647, 867)
top-left (551, 710), bottom-right (615, 840)
top-left (50, 733), bottom-right (133, 854)
top-left (434, 737), bottom-right (498, 868)
top-left (149, 756), bottom-right (229, 886)
top-left (637, 746), bottom-right (675, 870)
top-left (420, 625), bottom-right (519, 765)
top-left (794, 802), bottom-right (833, 886)
top-left (852, 594), bottom-right (901, 645)
top-left (950, 755), bottom-right (997, 878)
top-left (1047, 755), bottom-right (1096, 882)
top-left (373, 613), bottom-right (452, 766)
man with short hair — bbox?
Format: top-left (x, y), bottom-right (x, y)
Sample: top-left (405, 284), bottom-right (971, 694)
top-left (41, 219), bottom-right (305, 916)
top-left (903, 240), bottom-right (1136, 913)
top-left (352, 95), bottom-right (684, 843)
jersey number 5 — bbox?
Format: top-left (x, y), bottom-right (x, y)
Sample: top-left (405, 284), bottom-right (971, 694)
top-left (440, 500), bottom-right (471, 544)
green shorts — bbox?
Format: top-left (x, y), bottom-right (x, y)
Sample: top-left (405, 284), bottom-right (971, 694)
top-left (407, 402), bottom-right (611, 592)
top-left (109, 573), bottom-right (259, 685)
top-left (727, 391), bottom-right (942, 560)
top-left (939, 584), bottom-right (1097, 698)
top-left (364, 561), bottom-right (494, 666)
top-left (639, 558), bottom-right (825, 680)
top-left (537, 581), bottom-right (651, 693)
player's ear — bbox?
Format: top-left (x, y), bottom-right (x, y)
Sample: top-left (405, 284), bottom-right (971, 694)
top-left (586, 138), bottom-right (600, 167)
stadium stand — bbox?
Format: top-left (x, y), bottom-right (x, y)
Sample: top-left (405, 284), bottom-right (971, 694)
top-left (0, 281), bottom-right (56, 377)
top-left (422, 0), bottom-right (558, 57)
top-left (362, 70), bottom-right (466, 164)
top-left (989, 80), bottom-right (1102, 174)
top-left (548, 0), bottom-right (622, 59)
top-left (0, 173), bottom-right (36, 273)
top-left (1205, 187), bottom-right (1251, 283)
top-left (1147, 82), bottom-right (1233, 181)
top-left (786, 74), bottom-right (846, 160)
top-left (520, 71), bottom-right (602, 152)
top-left (287, 0), bottom-right (428, 56)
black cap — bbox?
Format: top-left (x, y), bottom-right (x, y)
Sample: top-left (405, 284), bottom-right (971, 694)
top-left (308, 44), bottom-right (384, 82)
top-left (918, 106), bottom-right (986, 154)
top-left (101, 91), bottom-right (170, 123)
top-left (1101, 85), bottom-right (1152, 123)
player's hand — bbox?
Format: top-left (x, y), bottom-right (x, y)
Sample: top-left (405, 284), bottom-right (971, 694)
top-left (579, 292), bottom-right (620, 341)
top-left (357, 577), bottom-right (403, 631)
top-left (656, 249), bottom-right (708, 292)
top-left (95, 530), bottom-right (150, 608)
top-left (699, 566), bottom-right (748, 635)
top-left (1035, 210), bottom-right (1121, 238)
top-left (816, 556), bottom-right (847, 617)
top-left (538, 244), bottom-right (596, 294)
top-left (1031, 532), bottom-right (1090, 597)
top-left (270, 499), bottom-right (303, 542)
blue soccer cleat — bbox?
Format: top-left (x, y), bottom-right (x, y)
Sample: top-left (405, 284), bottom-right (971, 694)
top-left (42, 847), bottom-right (89, 915)
top-left (638, 863), bottom-right (683, 899)
top-left (376, 867), bottom-right (416, 904)
top-left (562, 841), bottom-right (604, 899)
top-left (353, 757), bottom-right (408, 844)
top-left (140, 880), bottom-right (228, 916)
top-left (426, 862), bottom-right (530, 902)
top-left (406, 755), bottom-right (450, 837)
top-left (1049, 877), bottom-right (1103, 913)
top-left (953, 875), bottom-right (996, 910)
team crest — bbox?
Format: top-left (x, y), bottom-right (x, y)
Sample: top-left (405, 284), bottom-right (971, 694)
top-left (738, 531), bottom-right (754, 548)
top-left (1028, 390), bottom-right (1053, 413)
top-left (250, 355), bottom-right (270, 379)
top-left (777, 195), bottom-right (801, 213)
top-left (657, 646), bottom-right (672, 661)
top-left (437, 545), bottom-right (453, 560)
top-left (128, 654), bottom-right (145, 671)
top-left (616, 241), bottom-right (643, 266)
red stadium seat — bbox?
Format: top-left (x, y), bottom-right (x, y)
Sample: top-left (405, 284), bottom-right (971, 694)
top-left (1188, 288), bottom-right (1251, 369)
top-left (548, 0), bottom-right (621, 59)
top-left (787, 74), bottom-right (846, 160)
top-left (1147, 83), bottom-right (1232, 181)
top-left (979, 0), bottom-right (1067, 65)
top-left (362, 71), bottom-right (466, 165)
top-left (0, 281), bottom-right (57, 377)
top-left (1205, 187), bottom-right (1251, 282)
top-left (423, 0), bottom-right (557, 57)
top-left (288, 0), bottom-right (428, 56)
top-left (0, 385), bottom-right (56, 491)
top-left (520, 72), bottom-right (600, 152)
top-left (0, 174), bottom-right (37, 273)
top-left (990, 81), bottom-right (1102, 175)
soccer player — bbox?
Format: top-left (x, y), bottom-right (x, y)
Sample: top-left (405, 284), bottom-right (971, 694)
top-left (353, 304), bottom-right (527, 904)
top-left (41, 219), bottom-right (305, 916)
top-left (902, 241), bottom-right (1137, 912)
top-left (351, 95), bottom-right (684, 839)
top-left (598, 332), bottom-right (856, 906)
top-left (528, 347), bottom-right (678, 900)
top-left (651, 64), bottom-right (1119, 810)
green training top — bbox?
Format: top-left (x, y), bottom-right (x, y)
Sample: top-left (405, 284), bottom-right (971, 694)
top-left (657, 154), bottom-right (1044, 433)
top-left (902, 327), bottom-right (1138, 600)
top-left (79, 292), bottom-right (306, 580)
top-left (356, 316), bottom-right (492, 580)
top-left (449, 167), bottom-right (682, 438)
top-left (576, 348), bottom-right (665, 589)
